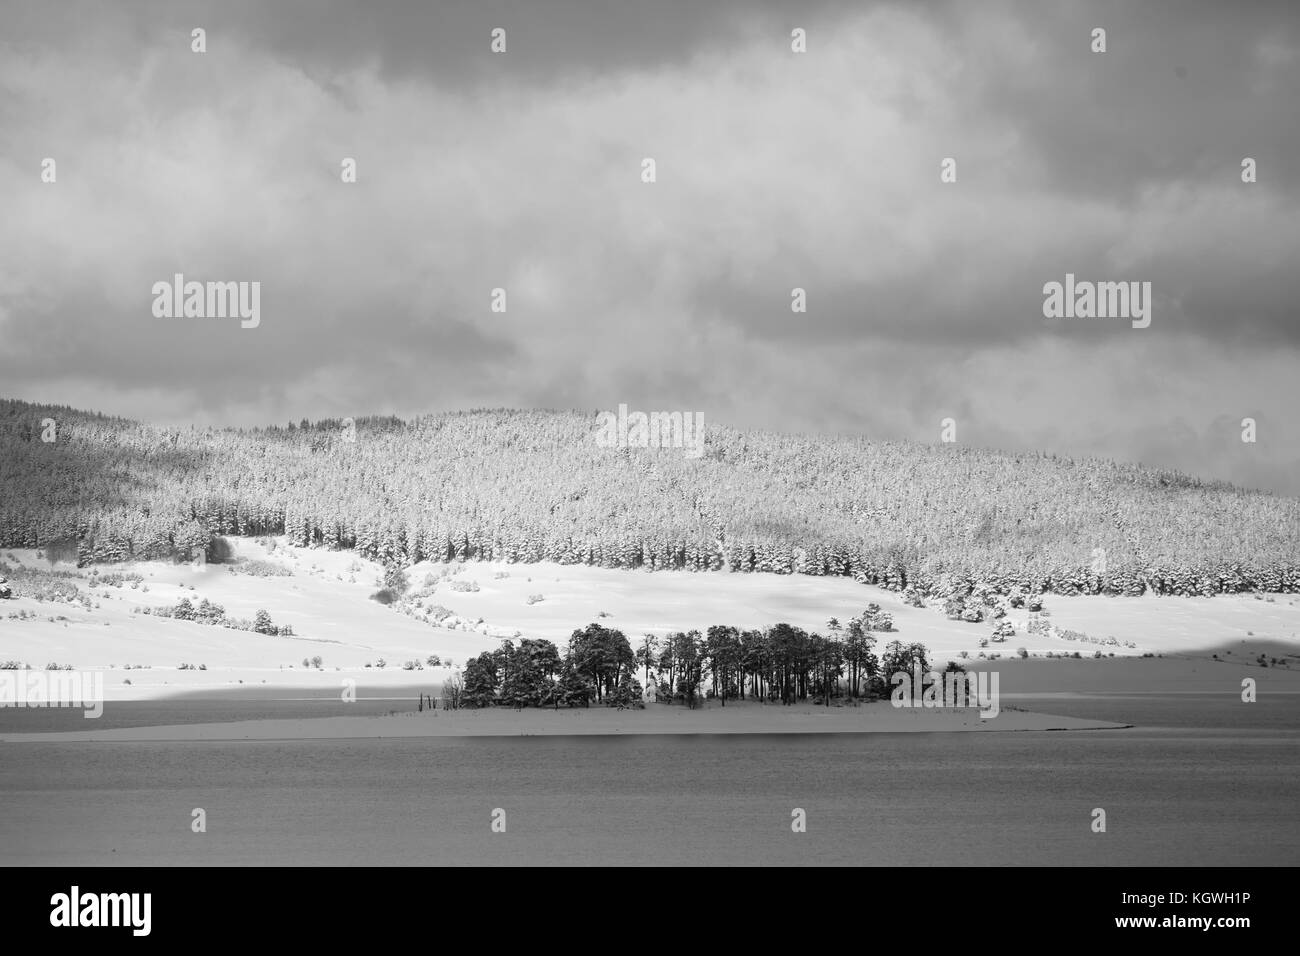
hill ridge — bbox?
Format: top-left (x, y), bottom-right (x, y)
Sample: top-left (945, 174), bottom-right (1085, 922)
top-left (2, 398), bottom-right (1297, 597)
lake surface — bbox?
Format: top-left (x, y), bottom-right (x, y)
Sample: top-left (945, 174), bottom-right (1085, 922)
top-left (2, 692), bottom-right (1296, 865)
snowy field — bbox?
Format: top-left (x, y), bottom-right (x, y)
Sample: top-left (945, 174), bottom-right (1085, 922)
top-left (2, 537), bottom-right (1297, 700)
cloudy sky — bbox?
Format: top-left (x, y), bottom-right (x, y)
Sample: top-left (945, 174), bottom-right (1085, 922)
top-left (1, 0), bottom-right (1297, 493)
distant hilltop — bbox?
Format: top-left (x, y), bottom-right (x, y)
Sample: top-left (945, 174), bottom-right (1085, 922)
top-left (2, 398), bottom-right (1298, 597)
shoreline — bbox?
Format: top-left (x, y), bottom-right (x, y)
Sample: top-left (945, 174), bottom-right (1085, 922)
top-left (6, 652), bottom-right (1294, 704)
top-left (0, 700), bottom-right (1130, 742)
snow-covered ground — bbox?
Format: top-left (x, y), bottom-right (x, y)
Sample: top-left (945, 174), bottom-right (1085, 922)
top-left (2, 537), bottom-right (1297, 700)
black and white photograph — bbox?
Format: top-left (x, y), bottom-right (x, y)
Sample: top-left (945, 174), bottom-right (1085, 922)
top-left (0, 0), bottom-right (1295, 928)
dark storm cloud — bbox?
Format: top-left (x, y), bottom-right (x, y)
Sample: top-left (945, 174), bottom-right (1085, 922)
top-left (0, 0), bottom-right (1297, 492)
top-left (954, 0), bottom-right (1300, 199)
top-left (0, 280), bottom-right (511, 395)
top-left (0, 0), bottom-right (859, 88)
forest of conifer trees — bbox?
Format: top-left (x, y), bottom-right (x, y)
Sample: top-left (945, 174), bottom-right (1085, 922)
top-left (2, 398), bottom-right (1298, 599)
